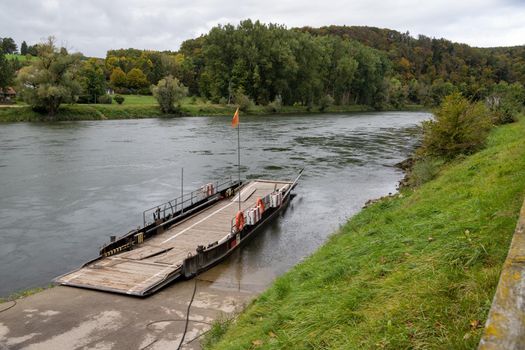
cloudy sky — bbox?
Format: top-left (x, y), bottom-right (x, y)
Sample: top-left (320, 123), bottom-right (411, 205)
top-left (1, 0), bottom-right (524, 57)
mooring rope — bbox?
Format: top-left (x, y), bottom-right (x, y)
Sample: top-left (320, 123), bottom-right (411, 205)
top-left (139, 277), bottom-right (201, 350)
top-left (177, 271), bottom-right (199, 350)
top-left (0, 300), bottom-right (16, 314)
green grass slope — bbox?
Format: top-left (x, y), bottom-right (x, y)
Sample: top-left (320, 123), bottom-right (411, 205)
top-left (205, 118), bottom-right (525, 350)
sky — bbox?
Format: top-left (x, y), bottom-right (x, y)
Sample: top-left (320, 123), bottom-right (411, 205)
top-left (1, 0), bottom-right (524, 57)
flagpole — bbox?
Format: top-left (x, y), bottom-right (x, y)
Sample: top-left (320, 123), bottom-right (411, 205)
top-left (237, 117), bottom-right (241, 211)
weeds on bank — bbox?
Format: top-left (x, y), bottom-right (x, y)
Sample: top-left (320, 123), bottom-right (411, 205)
top-left (0, 284), bottom-right (54, 303)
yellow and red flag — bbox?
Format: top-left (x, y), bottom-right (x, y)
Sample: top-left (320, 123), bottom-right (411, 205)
top-left (231, 107), bottom-right (239, 128)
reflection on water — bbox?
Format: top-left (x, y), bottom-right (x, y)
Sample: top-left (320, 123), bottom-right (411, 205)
top-left (0, 112), bottom-right (430, 296)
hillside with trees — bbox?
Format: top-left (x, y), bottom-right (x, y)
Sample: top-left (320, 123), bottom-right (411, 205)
top-left (1, 21), bottom-right (524, 117)
top-left (299, 26), bottom-right (525, 104)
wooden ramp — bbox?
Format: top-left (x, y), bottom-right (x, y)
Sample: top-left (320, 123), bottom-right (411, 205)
top-left (55, 180), bottom-right (291, 296)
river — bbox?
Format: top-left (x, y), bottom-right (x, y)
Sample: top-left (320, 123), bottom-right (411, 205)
top-left (0, 112), bottom-right (430, 297)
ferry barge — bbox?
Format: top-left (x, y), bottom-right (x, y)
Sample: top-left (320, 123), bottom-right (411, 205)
top-left (54, 171), bottom-right (302, 296)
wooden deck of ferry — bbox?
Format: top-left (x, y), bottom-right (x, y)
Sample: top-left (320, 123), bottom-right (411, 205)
top-left (55, 179), bottom-right (294, 296)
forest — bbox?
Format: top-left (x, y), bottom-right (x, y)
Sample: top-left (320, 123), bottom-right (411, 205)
top-left (1, 20), bottom-right (525, 115)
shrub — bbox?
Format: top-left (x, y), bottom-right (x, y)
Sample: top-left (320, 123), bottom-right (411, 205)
top-left (114, 87), bottom-right (131, 95)
top-left (265, 95), bottom-right (282, 113)
top-left (113, 95), bottom-right (125, 105)
top-left (234, 89), bottom-right (254, 112)
top-left (306, 101), bottom-right (313, 112)
top-left (136, 87), bottom-right (152, 95)
top-left (151, 75), bottom-right (188, 113)
top-left (319, 94), bottom-right (335, 112)
top-left (97, 94), bottom-right (112, 104)
top-left (76, 95), bottom-right (91, 104)
top-left (419, 92), bottom-right (491, 159)
top-left (492, 102), bottom-right (518, 125)
top-left (485, 81), bottom-right (523, 125)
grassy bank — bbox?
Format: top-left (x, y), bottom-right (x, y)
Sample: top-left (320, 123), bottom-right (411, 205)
top-left (204, 117), bottom-right (525, 349)
top-left (0, 99), bottom-right (386, 122)
top-left (0, 104), bottom-right (163, 122)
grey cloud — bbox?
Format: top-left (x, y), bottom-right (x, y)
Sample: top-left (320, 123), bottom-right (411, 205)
top-left (1, 0), bottom-right (524, 57)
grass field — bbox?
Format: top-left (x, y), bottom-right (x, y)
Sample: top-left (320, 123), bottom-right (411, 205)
top-left (204, 117), bottom-right (525, 349)
top-left (5, 53), bottom-right (37, 62)
top-left (114, 94), bottom-right (157, 105)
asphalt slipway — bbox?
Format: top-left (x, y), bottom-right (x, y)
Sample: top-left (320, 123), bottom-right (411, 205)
top-left (0, 260), bottom-right (274, 350)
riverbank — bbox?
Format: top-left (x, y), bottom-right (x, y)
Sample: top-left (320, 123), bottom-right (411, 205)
top-left (0, 101), bottom-right (425, 122)
top-left (204, 117), bottom-right (525, 349)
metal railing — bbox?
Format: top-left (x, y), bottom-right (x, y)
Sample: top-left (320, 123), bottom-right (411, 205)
top-left (143, 177), bottom-right (237, 227)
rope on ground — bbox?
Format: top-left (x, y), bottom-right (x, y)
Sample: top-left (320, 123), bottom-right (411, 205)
top-left (0, 300), bottom-right (16, 313)
top-left (145, 318), bottom-right (213, 330)
top-left (139, 317), bottom-right (213, 350)
top-left (140, 275), bottom-right (203, 350)
top-left (177, 274), bottom-right (199, 350)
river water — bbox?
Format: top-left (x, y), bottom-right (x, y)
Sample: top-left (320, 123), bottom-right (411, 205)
top-left (0, 112), bottom-right (430, 297)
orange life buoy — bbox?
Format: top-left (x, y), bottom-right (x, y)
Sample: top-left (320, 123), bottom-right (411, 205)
top-left (205, 183), bottom-right (214, 196)
top-left (256, 198), bottom-right (265, 214)
top-left (235, 211), bottom-right (245, 231)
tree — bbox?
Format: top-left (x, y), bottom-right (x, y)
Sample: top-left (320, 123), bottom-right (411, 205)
top-left (334, 56), bottom-right (358, 104)
top-left (388, 78), bottom-right (408, 108)
top-left (26, 44), bottom-right (38, 56)
top-left (0, 50), bottom-right (14, 89)
top-left (20, 41), bottom-right (28, 55)
top-left (126, 68), bottom-right (148, 89)
top-left (16, 37), bottom-right (82, 116)
top-left (151, 75), bottom-right (188, 113)
top-left (80, 58), bottom-right (107, 103)
top-left (1, 37), bottom-right (17, 54)
top-left (109, 67), bottom-right (127, 89)
top-left (428, 79), bottom-right (457, 106)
